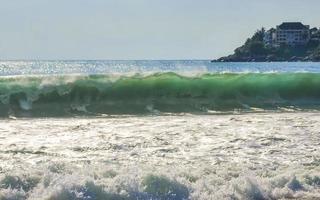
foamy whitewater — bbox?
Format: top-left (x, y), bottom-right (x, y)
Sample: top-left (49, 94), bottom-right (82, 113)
top-left (0, 61), bottom-right (320, 200)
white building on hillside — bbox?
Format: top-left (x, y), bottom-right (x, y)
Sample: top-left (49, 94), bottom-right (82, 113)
top-left (264, 22), bottom-right (310, 47)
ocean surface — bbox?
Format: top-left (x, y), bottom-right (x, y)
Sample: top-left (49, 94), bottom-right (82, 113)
top-left (0, 60), bottom-right (320, 199)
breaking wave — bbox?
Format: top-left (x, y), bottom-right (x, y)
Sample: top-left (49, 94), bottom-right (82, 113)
top-left (1, 73), bottom-right (320, 117)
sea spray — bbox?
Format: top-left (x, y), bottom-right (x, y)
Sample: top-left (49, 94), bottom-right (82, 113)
top-left (1, 113), bottom-right (320, 199)
top-left (1, 165), bottom-right (320, 200)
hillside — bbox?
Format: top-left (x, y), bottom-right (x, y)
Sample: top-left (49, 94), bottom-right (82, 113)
top-left (213, 28), bottom-right (320, 62)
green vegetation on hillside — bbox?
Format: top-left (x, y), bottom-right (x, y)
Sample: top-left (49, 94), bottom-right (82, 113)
top-left (215, 28), bottom-right (320, 62)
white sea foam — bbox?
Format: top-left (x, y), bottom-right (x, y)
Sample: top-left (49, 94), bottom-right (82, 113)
top-left (0, 113), bottom-right (320, 199)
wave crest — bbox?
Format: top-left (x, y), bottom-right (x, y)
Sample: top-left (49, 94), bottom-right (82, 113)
top-left (1, 73), bottom-right (320, 117)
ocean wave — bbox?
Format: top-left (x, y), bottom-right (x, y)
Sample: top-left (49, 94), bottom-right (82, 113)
top-left (1, 73), bottom-right (320, 117)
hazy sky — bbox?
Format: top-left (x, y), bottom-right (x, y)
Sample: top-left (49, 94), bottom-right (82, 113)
top-left (0, 0), bottom-right (319, 60)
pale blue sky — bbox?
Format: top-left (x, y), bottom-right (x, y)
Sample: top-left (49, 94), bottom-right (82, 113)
top-left (0, 0), bottom-right (319, 60)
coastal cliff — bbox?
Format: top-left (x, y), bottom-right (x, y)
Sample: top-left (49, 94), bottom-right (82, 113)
top-left (213, 27), bottom-right (320, 62)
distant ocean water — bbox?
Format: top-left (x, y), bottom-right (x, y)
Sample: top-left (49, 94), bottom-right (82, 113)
top-left (0, 61), bottom-right (320, 199)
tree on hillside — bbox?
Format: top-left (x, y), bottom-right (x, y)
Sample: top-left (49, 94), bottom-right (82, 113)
top-left (234, 28), bottom-right (268, 56)
top-left (251, 28), bottom-right (265, 42)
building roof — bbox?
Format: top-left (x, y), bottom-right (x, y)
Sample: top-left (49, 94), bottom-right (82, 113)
top-left (278, 22), bottom-right (308, 30)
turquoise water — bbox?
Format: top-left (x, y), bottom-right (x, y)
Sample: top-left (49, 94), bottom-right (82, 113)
top-left (0, 61), bottom-right (320, 117)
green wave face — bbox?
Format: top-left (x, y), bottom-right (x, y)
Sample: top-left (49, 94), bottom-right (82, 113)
top-left (1, 73), bottom-right (320, 117)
